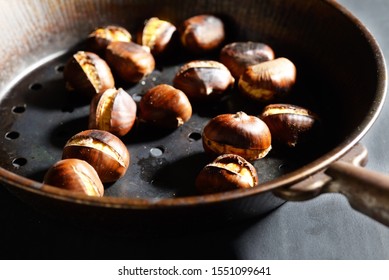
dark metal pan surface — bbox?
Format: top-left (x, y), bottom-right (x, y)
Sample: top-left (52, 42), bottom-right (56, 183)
top-left (0, 0), bottom-right (386, 230)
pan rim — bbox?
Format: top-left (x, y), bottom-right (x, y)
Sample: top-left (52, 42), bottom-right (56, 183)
top-left (0, 0), bottom-right (387, 210)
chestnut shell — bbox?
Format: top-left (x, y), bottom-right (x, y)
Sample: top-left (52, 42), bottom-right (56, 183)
top-left (63, 51), bottom-right (115, 98)
top-left (87, 25), bottom-right (132, 54)
top-left (43, 158), bottom-right (104, 197)
top-left (260, 103), bottom-right (320, 147)
top-left (138, 84), bottom-right (192, 129)
top-left (179, 14), bottom-right (225, 54)
top-left (62, 129), bottom-right (130, 183)
top-left (89, 88), bottom-right (137, 136)
top-left (202, 111), bottom-right (272, 161)
top-left (105, 41), bottom-right (155, 83)
top-left (196, 154), bottom-right (259, 194)
top-left (173, 60), bottom-right (234, 101)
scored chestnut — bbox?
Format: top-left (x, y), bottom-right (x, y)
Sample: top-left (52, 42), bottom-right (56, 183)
top-left (43, 158), bottom-right (104, 197)
top-left (238, 57), bottom-right (296, 102)
top-left (173, 60), bottom-right (234, 101)
top-left (87, 25), bottom-right (132, 54)
top-left (137, 17), bottom-right (177, 55)
top-left (62, 129), bottom-right (130, 183)
top-left (105, 41), bottom-right (155, 83)
top-left (196, 154), bottom-right (259, 194)
top-left (220, 41), bottom-right (275, 80)
top-left (138, 84), bottom-right (192, 129)
top-left (260, 103), bottom-right (320, 147)
top-left (202, 111), bottom-right (272, 161)
top-left (89, 87), bottom-right (137, 137)
top-left (179, 14), bottom-right (225, 54)
top-left (63, 51), bottom-right (115, 98)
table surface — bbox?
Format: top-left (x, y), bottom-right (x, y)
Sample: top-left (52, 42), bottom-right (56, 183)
top-left (1, 0), bottom-right (389, 260)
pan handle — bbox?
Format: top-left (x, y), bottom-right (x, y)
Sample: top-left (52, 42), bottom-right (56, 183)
top-left (274, 144), bottom-right (389, 227)
top-left (324, 161), bottom-right (389, 226)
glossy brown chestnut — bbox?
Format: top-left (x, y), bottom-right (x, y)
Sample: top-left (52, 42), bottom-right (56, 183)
top-left (173, 60), bottom-right (234, 101)
top-left (63, 51), bottom-right (115, 98)
top-left (202, 111), bottom-right (272, 161)
top-left (238, 57), bottom-right (296, 102)
top-left (62, 129), bottom-right (130, 183)
top-left (260, 103), bottom-right (320, 147)
top-left (89, 88), bottom-right (137, 137)
top-left (138, 84), bottom-right (192, 129)
top-left (105, 41), bottom-right (155, 83)
top-left (179, 14), bottom-right (225, 53)
top-left (43, 158), bottom-right (104, 197)
top-left (220, 41), bottom-right (275, 79)
top-left (196, 154), bottom-right (259, 194)
top-left (87, 25), bottom-right (132, 54)
top-left (137, 17), bottom-right (177, 55)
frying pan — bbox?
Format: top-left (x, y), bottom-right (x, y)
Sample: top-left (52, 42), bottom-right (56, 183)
top-left (0, 0), bottom-right (388, 231)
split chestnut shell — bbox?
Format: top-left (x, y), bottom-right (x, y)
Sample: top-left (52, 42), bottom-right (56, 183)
top-left (44, 158), bottom-right (104, 197)
top-left (260, 103), bottom-right (320, 147)
top-left (202, 111), bottom-right (272, 161)
top-left (62, 129), bottom-right (130, 183)
top-left (196, 154), bottom-right (259, 194)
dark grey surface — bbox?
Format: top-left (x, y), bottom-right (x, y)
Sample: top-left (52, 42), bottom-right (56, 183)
top-left (1, 0), bottom-right (389, 260)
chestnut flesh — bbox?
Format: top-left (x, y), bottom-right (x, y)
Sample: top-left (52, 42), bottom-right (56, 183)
top-left (105, 41), bottom-right (155, 83)
top-left (62, 129), bottom-right (130, 183)
top-left (137, 17), bottom-right (177, 55)
top-left (63, 51), bottom-right (115, 98)
top-left (138, 84), bottom-right (192, 129)
top-left (44, 158), bottom-right (104, 197)
top-left (202, 111), bottom-right (272, 161)
top-left (89, 87), bottom-right (137, 137)
top-left (196, 154), bottom-right (259, 194)
top-left (220, 41), bottom-right (275, 80)
top-left (260, 103), bottom-right (320, 147)
top-left (173, 60), bottom-right (234, 101)
top-left (238, 57), bottom-right (296, 102)
top-left (179, 14), bottom-right (225, 54)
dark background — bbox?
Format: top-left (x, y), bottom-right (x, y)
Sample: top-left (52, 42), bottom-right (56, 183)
top-left (1, 0), bottom-right (389, 259)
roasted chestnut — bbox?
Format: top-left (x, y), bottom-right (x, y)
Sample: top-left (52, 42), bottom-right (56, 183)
top-left (105, 41), bottom-right (155, 83)
top-left (62, 129), bottom-right (130, 183)
top-left (89, 88), bottom-right (137, 137)
top-left (87, 25), bottom-right (132, 54)
top-left (138, 84), bottom-right (192, 129)
top-left (63, 51), bottom-right (115, 98)
top-left (137, 17), bottom-right (177, 55)
top-left (43, 158), bottom-right (104, 197)
top-left (173, 60), bottom-right (234, 101)
top-left (202, 111), bottom-right (272, 161)
top-left (238, 57), bottom-right (296, 102)
top-left (260, 103), bottom-right (320, 147)
top-left (220, 41), bottom-right (275, 80)
top-left (196, 154), bottom-right (259, 194)
top-left (179, 14), bottom-right (225, 54)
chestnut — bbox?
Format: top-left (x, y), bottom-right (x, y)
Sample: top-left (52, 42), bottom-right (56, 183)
top-left (63, 51), bottom-right (115, 98)
top-left (173, 60), bottom-right (234, 101)
top-left (138, 84), bottom-right (192, 129)
top-left (220, 41), bottom-right (275, 80)
top-left (43, 158), bottom-right (104, 197)
top-left (89, 88), bottom-right (137, 137)
top-left (238, 57), bottom-right (296, 102)
top-left (196, 154), bottom-right (259, 194)
top-left (179, 14), bottom-right (225, 53)
top-left (202, 111), bottom-right (272, 161)
top-left (87, 25), bottom-right (132, 54)
top-left (260, 103), bottom-right (320, 147)
top-left (105, 41), bottom-right (155, 83)
top-left (62, 129), bottom-right (130, 183)
top-left (137, 17), bottom-right (177, 55)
